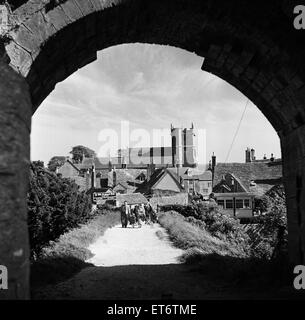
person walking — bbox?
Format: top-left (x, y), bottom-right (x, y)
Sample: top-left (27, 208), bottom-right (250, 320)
top-left (145, 202), bottom-right (151, 224)
top-left (134, 205), bottom-right (142, 227)
top-left (139, 203), bottom-right (146, 222)
top-left (121, 201), bottom-right (130, 228)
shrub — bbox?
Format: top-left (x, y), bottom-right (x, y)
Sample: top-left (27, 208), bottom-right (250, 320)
top-left (159, 211), bottom-right (249, 258)
top-left (161, 201), bottom-right (250, 249)
top-left (28, 162), bottom-right (92, 258)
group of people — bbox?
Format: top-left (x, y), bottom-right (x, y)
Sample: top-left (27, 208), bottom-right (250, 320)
top-left (120, 201), bottom-right (158, 228)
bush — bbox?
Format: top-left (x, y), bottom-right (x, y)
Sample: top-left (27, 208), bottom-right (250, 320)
top-left (159, 211), bottom-right (249, 258)
top-left (248, 204), bottom-right (287, 259)
top-left (161, 201), bottom-right (250, 249)
top-left (28, 162), bottom-right (93, 258)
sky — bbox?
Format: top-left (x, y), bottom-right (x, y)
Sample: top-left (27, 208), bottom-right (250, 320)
top-left (31, 43), bottom-right (281, 166)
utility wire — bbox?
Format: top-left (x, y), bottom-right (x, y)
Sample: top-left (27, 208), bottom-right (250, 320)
top-left (225, 99), bottom-right (250, 163)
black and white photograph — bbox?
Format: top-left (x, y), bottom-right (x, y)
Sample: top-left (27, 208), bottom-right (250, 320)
top-left (1, 0), bottom-right (305, 308)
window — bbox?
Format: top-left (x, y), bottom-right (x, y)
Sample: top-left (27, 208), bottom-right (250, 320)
top-left (236, 199), bottom-right (244, 209)
top-left (244, 199), bottom-right (250, 208)
top-left (225, 200), bottom-right (233, 209)
top-left (217, 200), bottom-right (225, 208)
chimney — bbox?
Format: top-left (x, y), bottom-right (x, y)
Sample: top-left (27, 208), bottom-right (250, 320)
top-left (112, 169), bottom-right (117, 187)
top-left (212, 152), bottom-right (216, 169)
top-left (250, 148), bottom-right (255, 161)
top-left (147, 163), bottom-right (155, 181)
top-left (91, 165), bottom-right (96, 189)
top-left (245, 148), bottom-right (251, 163)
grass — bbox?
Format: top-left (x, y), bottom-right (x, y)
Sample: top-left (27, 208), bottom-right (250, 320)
top-left (158, 211), bottom-right (248, 259)
top-left (158, 211), bottom-right (294, 293)
top-left (31, 209), bottom-right (121, 290)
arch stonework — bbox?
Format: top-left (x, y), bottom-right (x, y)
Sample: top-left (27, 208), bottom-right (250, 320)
top-left (0, 0), bottom-right (305, 298)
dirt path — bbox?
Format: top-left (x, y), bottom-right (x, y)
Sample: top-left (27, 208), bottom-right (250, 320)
top-left (86, 224), bottom-right (184, 266)
top-left (32, 223), bottom-right (297, 300)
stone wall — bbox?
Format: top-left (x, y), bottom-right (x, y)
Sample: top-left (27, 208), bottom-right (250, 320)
top-left (0, 60), bottom-right (31, 300)
top-left (0, 0), bottom-right (305, 299)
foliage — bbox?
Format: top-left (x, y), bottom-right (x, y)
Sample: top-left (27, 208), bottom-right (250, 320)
top-left (27, 162), bottom-right (92, 258)
top-left (47, 156), bottom-right (66, 172)
top-left (158, 211), bottom-right (249, 258)
top-left (247, 204), bottom-right (287, 259)
top-left (161, 188), bottom-right (287, 260)
top-left (161, 201), bottom-right (250, 248)
top-left (254, 196), bottom-right (270, 213)
top-left (70, 145), bottom-right (96, 163)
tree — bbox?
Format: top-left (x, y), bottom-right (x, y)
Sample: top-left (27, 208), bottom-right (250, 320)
top-left (27, 162), bottom-right (92, 258)
top-left (32, 160), bottom-right (44, 168)
top-left (48, 156), bottom-right (66, 172)
top-left (70, 145), bottom-right (96, 163)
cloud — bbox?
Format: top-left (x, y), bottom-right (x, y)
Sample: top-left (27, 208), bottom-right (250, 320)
top-left (31, 44), bottom-right (281, 164)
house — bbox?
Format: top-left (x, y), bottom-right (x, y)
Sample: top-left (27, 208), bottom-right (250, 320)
top-left (211, 148), bottom-right (283, 218)
top-left (213, 172), bottom-right (256, 218)
top-left (213, 192), bottom-right (255, 218)
top-left (167, 167), bottom-right (213, 197)
top-left (113, 182), bottom-right (129, 194)
top-left (57, 159), bottom-right (91, 192)
top-left (139, 167), bottom-right (185, 196)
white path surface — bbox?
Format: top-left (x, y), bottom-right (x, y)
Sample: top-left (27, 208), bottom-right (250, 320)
top-left (87, 224), bottom-right (184, 266)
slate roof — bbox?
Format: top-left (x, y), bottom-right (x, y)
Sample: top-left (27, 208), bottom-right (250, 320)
top-left (76, 157), bottom-right (120, 170)
top-left (77, 149), bottom-right (173, 169)
top-left (167, 167), bottom-right (212, 181)
top-left (213, 161), bottom-right (283, 196)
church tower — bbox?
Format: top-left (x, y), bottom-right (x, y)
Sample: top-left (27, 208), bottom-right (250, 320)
top-left (171, 124), bottom-right (183, 167)
top-left (183, 123), bottom-right (197, 168)
top-left (171, 123), bottom-right (197, 168)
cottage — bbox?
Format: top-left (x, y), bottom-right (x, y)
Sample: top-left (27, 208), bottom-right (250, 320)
top-left (211, 148), bottom-right (283, 218)
top-left (139, 167), bottom-right (184, 196)
top-left (168, 167), bottom-right (212, 197)
top-left (213, 192), bottom-right (255, 218)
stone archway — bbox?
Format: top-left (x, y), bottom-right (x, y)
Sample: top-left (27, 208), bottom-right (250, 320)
top-left (0, 0), bottom-right (305, 299)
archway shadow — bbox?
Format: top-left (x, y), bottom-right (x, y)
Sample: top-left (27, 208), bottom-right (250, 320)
top-left (30, 254), bottom-right (305, 300)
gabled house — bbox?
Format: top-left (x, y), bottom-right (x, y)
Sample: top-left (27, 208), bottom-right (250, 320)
top-left (213, 173), bottom-right (255, 218)
top-left (113, 182), bottom-right (129, 194)
top-left (211, 151), bottom-right (283, 219)
top-left (138, 168), bottom-right (185, 196)
top-left (166, 167), bottom-right (213, 197)
top-left (57, 159), bottom-right (91, 192)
